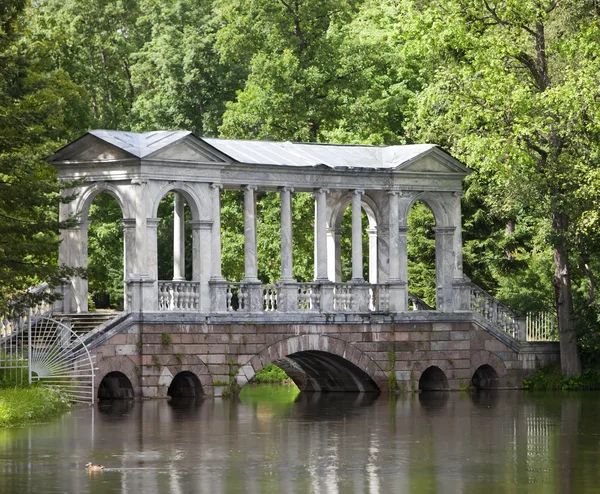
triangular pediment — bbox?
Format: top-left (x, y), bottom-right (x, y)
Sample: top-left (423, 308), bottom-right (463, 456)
top-left (393, 148), bottom-right (470, 176)
top-left (49, 134), bottom-right (135, 163)
top-left (144, 136), bottom-right (229, 164)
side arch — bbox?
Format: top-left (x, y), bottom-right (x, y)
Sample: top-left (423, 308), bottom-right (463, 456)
top-left (155, 355), bottom-right (212, 398)
top-left (95, 356), bottom-right (141, 400)
top-left (470, 350), bottom-right (508, 386)
top-left (150, 182), bottom-right (202, 220)
top-left (75, 182), bottom-right (131, 222)
top-left (399, 191), bottom-right (453, 228)
top-left (237, 334), bottom-right (387, 392)
top-left (328, 192), bottom-right (381, 230)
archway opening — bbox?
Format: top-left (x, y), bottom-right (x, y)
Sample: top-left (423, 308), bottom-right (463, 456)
top-left (88, 192), bottom-right (124, 310)
top-left (419, 366), bottom-right (449, 391)
top-left (167, 371), bottom-right (203, 398)
top-left (98, 371), bottom-right (134, 400)
top-left (471, 364), bottom-right (500, 390)
top-left (407, 200), bottom-right (436, 309)
top-left (267, 351), bottom-right (379, 393)
top-left (157, 192), bottom-right (193, 281)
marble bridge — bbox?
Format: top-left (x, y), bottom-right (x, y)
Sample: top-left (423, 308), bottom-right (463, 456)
top-left (43, 131), bottom-right (558, 399)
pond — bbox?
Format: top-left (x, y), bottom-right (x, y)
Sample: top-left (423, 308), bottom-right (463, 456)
top-left (1, 386), bottom-right (599, 493)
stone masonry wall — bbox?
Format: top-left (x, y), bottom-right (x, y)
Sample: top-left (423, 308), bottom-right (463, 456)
top-left (91, 318), bottom-right (560, 399)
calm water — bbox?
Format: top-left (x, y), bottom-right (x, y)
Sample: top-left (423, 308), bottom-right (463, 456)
top-left (1, 387), bottom-right (600, 493)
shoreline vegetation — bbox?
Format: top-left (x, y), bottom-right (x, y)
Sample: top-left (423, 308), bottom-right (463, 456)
top-left (0, 386), bottom-right (70, 428)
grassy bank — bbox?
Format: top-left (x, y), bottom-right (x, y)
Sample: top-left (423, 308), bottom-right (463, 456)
top-left (253, 364), bottom-right (293, 384)
top-left (0, 386), bottom-right (70, 428)
top-left (523, 364), bottom-right (600, 391)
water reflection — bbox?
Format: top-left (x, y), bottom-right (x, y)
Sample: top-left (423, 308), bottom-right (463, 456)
top-left (2, 389), bottom-right (600, 493)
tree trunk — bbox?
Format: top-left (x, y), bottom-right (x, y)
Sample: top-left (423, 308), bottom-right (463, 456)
top-left (552, 212), bottom-right (581, 376)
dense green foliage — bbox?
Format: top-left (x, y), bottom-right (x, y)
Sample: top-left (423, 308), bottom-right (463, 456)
top-left (252, 364), bottom-right (292, 384)
top-left (3, 0), bottom-right (600, 373)
top-left (0, 386), bottom-right (70, 427)
top-left (523, 364), bottom-right (600, 391)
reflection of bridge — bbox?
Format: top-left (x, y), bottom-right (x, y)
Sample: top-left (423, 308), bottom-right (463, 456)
top-left (44, 131), bottom-right (558, 399)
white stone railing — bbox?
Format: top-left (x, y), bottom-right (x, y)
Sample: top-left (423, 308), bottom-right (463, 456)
top-left (296, 283), bottom-right (320, 311)
top-left (333, 284), bottom-right (353, 311)
top-left (225, 282), bottom-right (247, 312)
top-left (370, 285), bottom-right (389, 312)
top-left (263, 285), bottom-right (278, 311)
top-left (158, 281), bottom-right (200, 311)
top-left (408, 294), bottom-right (432, 311)
top-left (527, 311), bottom-right (557, 342)
top-left (469, 283), bottom-right (521, 338)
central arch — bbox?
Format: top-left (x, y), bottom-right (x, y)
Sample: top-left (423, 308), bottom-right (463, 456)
top-left (238, 335), bottom-right (386, 393)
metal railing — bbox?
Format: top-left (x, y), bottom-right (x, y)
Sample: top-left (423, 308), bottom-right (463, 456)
top-left (527, 311), bottom-right (557, 342)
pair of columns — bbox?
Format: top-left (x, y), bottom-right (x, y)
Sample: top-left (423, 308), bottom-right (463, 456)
top-left (315, 188), bottom-right (366, 283)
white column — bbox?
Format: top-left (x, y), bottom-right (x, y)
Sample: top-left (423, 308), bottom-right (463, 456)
top-left (210, 184), bottom-right (223, 280)
top-left (314, 188), bottom-right (329, 281)
top-left (243, 185), bottom-right (259, 282)
top-left (367, 227), bottom-right (378, 284)
top-left (388, 191), bottom-right (400, 281)
top-left (173, 193), bottom-right (185, 280)
top-left (352, 189), bottom-right (365, 281)
top-left (433, 226), bottom-right (456, 312)
top-left (326, 228), bottom-right (341, 282)
top-left (280, 186), bottom-right (294, 281)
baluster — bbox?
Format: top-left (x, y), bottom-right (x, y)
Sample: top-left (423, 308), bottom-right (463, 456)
top-left (226, 285), bottom-right (233, 312)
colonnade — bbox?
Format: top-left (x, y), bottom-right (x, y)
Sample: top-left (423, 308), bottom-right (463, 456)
top-left (58, 181), bottom-right (463, 315)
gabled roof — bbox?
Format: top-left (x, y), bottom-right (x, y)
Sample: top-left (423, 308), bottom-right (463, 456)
top-left (50, 130), bottom-right (470, 174)
top-left (89, 130), bottom-right (192, 158)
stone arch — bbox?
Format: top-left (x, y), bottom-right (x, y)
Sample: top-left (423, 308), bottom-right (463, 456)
top-left (399, 191), bottom-right (452, 228)
top-left (410, 357), bottom-right (455, 385)
top-left (237, 334), bottom-right (387, 392)
top-left (95, 356), bottom-right (140, 401)
top-left (418, 365), bottom-right (449, 391)
top-left (75, 182), bottom-right (131, 223)
top-left (151, 182), bottom-right (201, 221)
top-left (155, 355), bottom-right (212, 398)
top-left (470, 350), bottom-right (508, 388)
top-left (329, 192), bottom-right (381, 231)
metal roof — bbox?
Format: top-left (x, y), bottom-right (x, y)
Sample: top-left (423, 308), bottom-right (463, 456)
top-left (89, 130), bottom-right (192, 158)
top-left (86, 130), bottom-right (441, 170)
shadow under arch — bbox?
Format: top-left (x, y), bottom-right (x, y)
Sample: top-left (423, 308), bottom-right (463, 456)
top-left (472, 364), bottom-right (500, 390)
top-left (168, 371), bottom-right (203, 398)
top-left (98, 371), bottom-right (134, 400)
top-left (241, 335), bottom-right (386, 393)
top-left (419, 365), bottom-right (449, 391)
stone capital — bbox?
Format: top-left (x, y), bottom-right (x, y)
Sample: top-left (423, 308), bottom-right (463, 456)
top-left (354, 188), bottom-right (365, 196)
top-left (244, 184), bottom-right (258, 192)
top-left (122, 218), bottom-right (136, 229)
top-left (211, 183), bottom-right (223, 191)
top-left (280, 186), bottom-right (294, 193)
top-left (146, 218), bottom-right (161, 229)
top-left (189, 220), bottom-right (213, 231)
top-left (432, 226), bottom-right (456, 235)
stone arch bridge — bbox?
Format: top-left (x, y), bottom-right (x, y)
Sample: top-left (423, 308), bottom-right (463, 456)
top-left (46, 131), bottom-right (558, 399)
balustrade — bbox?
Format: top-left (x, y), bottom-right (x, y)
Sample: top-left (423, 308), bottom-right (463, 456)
top-left (158, 281), bottom-right (200, 311)
top-left (333, 284), bottom-right (353, 311)
top-left (297, 283), bottom-right (320, 311)
top-left (469, 284), bottom-right (520, 338)
top-left (263, 285), bottom-right (278, 311)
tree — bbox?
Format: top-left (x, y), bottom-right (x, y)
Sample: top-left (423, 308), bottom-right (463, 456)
top-left (0, 0), bottom-right (90, 312)
top-left (410, 0), bottom-right (600, 374)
